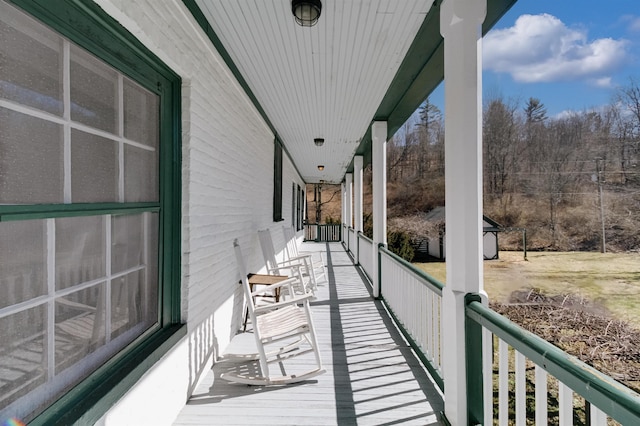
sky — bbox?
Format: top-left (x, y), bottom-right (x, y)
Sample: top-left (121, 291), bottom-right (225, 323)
top-left (429, 0), bottom-right (640, 119)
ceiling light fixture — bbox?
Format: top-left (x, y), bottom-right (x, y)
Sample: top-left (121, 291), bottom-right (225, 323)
top-left (317, 165), bottom-right (325, 171)
top-left (292, 0), bottom-right (322, 27)
top-left (314, 138), bottom-right (324, 146)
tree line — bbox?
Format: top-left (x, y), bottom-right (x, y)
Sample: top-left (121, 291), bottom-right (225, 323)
top-left (384, 78), bottom-right (640, 252)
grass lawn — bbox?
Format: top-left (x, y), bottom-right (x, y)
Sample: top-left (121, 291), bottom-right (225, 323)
top-left (415, 251), bottom-right (640, 328)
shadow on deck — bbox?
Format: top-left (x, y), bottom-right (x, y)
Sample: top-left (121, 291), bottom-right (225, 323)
top-left (173, 242), bottom-right (444, 425)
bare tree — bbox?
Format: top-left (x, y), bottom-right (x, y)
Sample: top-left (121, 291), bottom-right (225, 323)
top-left (614, 77), bottom-right (640, 184)
top-left (483, 95), bottom-right (521, 201)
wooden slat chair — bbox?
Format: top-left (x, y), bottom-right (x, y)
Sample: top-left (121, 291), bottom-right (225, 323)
top-left (283, 226), bottom-right (327, 288)
top-left (257, 228), bottom-right (313, 295)
top-left (220, 239), bottom-right (325, 385)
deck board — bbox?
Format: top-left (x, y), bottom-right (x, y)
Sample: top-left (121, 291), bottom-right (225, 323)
top-left (173, 242), bottom-right (444, 425)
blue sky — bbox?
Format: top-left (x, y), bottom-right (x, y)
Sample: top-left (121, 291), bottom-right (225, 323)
top-left (429, 0), bottom-right (640, 118)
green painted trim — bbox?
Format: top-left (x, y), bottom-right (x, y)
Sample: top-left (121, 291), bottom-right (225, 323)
top-left (181, 0), bottom-right (276, 136)
top-left (273, 139), bottom-right (284, 222)
top-left (464, 294), bottom-right (484, 425)
top-left (158, 63), bottom-right (183, 327)
top-left (180, 0), bottom-right (309, 184)
top-left (379, 246), bottom-right (444, 294)
top-left (380, 297), bottom-right (445, 391)
top-left (0, 203), bottom-right (160, 221)
top-left (31, 324), bottom-right (187, 426)
top-left (347, 0), bottom-right (517, 174)
top-left (466, 299), bottom-right (640, 425)
top-left (8, 0), bottom-right (179, 94)
top-left (6, 0), bottom-right (184, 421)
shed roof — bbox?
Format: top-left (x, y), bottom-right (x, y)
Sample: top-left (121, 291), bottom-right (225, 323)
top-left (424, 206), bottom-right (502, 229)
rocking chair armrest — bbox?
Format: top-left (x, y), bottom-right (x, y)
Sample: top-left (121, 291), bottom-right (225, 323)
top-left (267, 264), bottom-right (302, 275)
top-left (276, 258), bottom-right (307, 268)
top-left (253, 293), bottom-right (314, 314)
top-left (249, 277), bottom-right (298, 297)
top-left (285, 254), bottom-right (313, 262)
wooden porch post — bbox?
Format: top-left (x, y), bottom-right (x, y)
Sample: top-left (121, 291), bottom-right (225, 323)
top-left (372, 121), bottom-right (387, 298)
top-left (440, 0), bottom-right (487, 424)
top-left (353, 155), bottom-right (363, 264)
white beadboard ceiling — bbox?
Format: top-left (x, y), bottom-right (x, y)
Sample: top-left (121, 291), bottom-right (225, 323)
top-left (190, 0), bottom-right (516, 184)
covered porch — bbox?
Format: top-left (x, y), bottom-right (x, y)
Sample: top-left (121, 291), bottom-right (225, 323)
top-left (3, 0), bottom-right (640, 424)
top-left (174, 242), bottom-right (444, 425)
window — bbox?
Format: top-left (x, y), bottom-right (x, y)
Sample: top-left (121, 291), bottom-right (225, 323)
top-left (273, 139), bottom-right (283, 222)
top-left (297, 185), bottom-right (303, 231)
top-left (291, 183), bottom-right (296, 225)
top-left (0, 1), bottom-right (181, 423)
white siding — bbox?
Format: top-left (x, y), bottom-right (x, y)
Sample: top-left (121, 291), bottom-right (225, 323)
top-left (91, 1), bottom-right (305, 424)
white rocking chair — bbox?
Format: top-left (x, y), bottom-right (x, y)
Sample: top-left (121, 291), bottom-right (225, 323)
top-left (283, 226), bottom-right (327, 287)
top-left (220, 239), bottom-right (325, 385)
top-left (257, 229), bottom-right (313, 295)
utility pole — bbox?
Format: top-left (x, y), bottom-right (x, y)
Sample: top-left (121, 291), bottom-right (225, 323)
top-left (595, 158), bottom-right (606, 253)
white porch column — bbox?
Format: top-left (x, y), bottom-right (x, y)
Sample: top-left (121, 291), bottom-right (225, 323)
top-left (345, 173), bottom-right (353, 250)
top-left (353, 155), bottom-right (364, 264)
top-left (345, 173), bottom-right (353, 228)
top-left (372, 121), bottom-right (387, 298)
top-left (440, 0), bottom-right (486, 425)
top-left (341, 182), bottom-right (346, 242)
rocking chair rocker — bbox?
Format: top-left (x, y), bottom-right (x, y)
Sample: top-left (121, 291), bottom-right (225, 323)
top-left (220, 239), bottom-right (325, 385)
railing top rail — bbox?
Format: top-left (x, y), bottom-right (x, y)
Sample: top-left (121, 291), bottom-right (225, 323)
top-left (379, 246), bottom-right (444, 295)
top-left (357, 232), bottom-right (373, 245)
top-left (466, 296), bottom-right (640, 425)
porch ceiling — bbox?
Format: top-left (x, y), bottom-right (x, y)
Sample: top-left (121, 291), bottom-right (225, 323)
top-left (188, 0), bottom-right (516, 184)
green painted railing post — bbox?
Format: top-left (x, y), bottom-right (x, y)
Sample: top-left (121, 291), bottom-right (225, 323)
top-left (465, 293), bottom-right (484, 425)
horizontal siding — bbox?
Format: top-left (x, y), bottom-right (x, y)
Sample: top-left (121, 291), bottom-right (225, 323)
top-left (92, 1), bottom-right (305, 424)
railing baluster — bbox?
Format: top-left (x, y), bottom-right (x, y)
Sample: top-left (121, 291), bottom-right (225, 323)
top-left (535, 365), bottom-right (548, 426)
top-left (559, 382), bottom-right (573, 426)
top-left (376, 248), bottom-right (444, 390)
top-left (515, 351), bottom-right (526, 426)
top-left (499, 338), bottom-right (509, 426)
top-left (482, 328), bottom-right (494, 426)
top-left (590, 402), bottom-right (607, 426)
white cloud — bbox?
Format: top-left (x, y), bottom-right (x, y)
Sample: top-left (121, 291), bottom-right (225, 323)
top-left (621, 15), bottom-right (640, 32)
top-left (483, 14), bottom-right (629, 84)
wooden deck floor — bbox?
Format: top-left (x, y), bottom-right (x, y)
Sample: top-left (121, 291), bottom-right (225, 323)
top-left (173, 242), bottom-right (444, 425)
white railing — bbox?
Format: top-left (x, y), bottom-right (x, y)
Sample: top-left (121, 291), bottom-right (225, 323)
top-left (466, 298), bottom-right (640, 426)
top-left (347, 228), bottom-right (356, 254)
top-left (357, 233), bottom-right (374, 280)
top-left (379, 246), bottom-right (444, 389)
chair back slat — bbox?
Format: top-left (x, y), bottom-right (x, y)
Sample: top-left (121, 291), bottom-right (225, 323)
top-left (257, 230), bottom-right (279, 272)
top-left (283, 226), bottom-right (300, 259)
top-left (233, 240), bottom-right (259, 327)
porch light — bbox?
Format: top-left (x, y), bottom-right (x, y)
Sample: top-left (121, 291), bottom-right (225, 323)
top-left (317, 165), bottom-right (324, 171)
top-left (292, 0), bottom-right (322, 27)
top-left (314, 138), bottom-right (324, 146)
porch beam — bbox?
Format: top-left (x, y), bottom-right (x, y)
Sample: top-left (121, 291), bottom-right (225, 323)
top-left (372, 121), bottom-right (387, 298)
top-left (353, 155), bottom-right (364, 264)
top-left (440, 0), bottom-right (487, 425)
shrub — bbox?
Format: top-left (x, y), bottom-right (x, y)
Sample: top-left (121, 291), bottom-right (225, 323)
top-left (387, 230), bottom-right (415, 262)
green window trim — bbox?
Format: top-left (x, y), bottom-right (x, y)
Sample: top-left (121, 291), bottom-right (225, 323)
top-left (5, 0), bottom-right (183, 423)
top-left (273, 138), bottom-right (284, 222)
